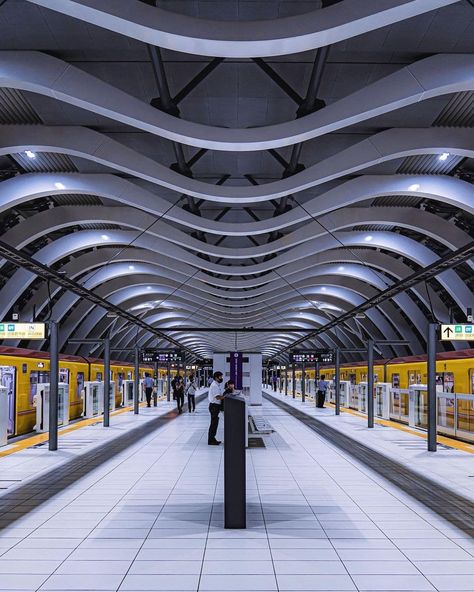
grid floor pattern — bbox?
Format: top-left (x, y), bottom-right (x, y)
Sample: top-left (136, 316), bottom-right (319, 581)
top-left (0, 400), bottom-right (473, 591)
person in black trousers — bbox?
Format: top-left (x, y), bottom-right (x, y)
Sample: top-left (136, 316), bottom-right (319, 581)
top-left (208, 371), bottom-right (224, 445)
top-left (172, 372), bottom-right (185, 414)
top-left (186, 374), bottom-right (198, 413)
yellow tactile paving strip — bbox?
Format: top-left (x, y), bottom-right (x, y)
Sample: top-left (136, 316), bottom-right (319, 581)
top-left (0, 396), bottom-right (167, 458)
top-left (278, 389), bottom-right (474, 455)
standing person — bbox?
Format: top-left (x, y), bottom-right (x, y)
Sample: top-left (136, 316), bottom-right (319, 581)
top-left (208, 371), bottom-right (225, 445)
top-left (272, 374), bottom-right (278, 391)
top-left (143, 372), bottom-right (154, 407)
top-left (317, 374), bottom-right (328, 408)
top-left (186, 373), bottom-right (198, 413)
top-left (172, 371), bottom-right (185, 414)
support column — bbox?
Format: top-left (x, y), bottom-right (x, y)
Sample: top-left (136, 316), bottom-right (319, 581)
top-left (301, 362), bottom-right (306, 403)
top-left (284, 366), bottom-right (288, 396)
top-left (167, 361), bottom-right (171, 402)
top-left (367, 338), bottom-right (374, 428)
top-left (48, 321), bottom-right (59, 451)
top-left (134, 347), bottom-right (140, 415)
top-left (427, 323), bottom-right (438, 452)
top-left (104, 338), bottom-right (110, 427)
top-left (335, 348), bottom-right (341, 416)
top-left (292, 363), bottom-right (296, 398)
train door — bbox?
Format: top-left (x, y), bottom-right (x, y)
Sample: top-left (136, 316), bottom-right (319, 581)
top-left (30, 370), bottom-right (50, 405)
top-left (471, 369), bottom-right (474, 394)
top-left (391, 373), bottom-right (400, 388)
top-left (76, 372), bottom-right (84, 397)
top-left (436, 372), bottom-right (455, 393)
top-left (59, 368), bottom-right (70, 384)
top-left (96, 371), bottom-right (103, 381)
top-left (0, 365), bottom-right (16, 435)
top-left (348, 373), bottom-right (356, 385)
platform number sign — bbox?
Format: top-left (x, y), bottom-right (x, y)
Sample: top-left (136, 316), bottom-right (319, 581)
top-left (440, 324), bottom-right (474, 341)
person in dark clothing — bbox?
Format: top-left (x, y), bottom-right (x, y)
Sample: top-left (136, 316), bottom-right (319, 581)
top-left (172, 372), bottom-right (185, 414)
top-left (317, 374), bottom-right (328, 408)
top-left (208, 371), bottom-right (225, 445)
top-left (186, 374), bottom-right (198, 413)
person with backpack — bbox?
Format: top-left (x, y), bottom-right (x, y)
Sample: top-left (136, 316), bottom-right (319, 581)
top-left (171, 371), bottom-right (185, 414)
top-left (186, 373), bottom-right (198, 413)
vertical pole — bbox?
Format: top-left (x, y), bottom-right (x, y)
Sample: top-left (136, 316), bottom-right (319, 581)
top-left (48, 321), bottom-right (59, 451)
top-left (335, 348), bottom-right (341, 416)
top-left (427, 323), bottom-right (437, 452)
top-left (367, 338), bottom-right (374, 428)
top-left (284, 366), bottom-right (288, 396)
top-left (292, 363), bottom-right (296, 398)
top-left (302, 362), bottom-right (306, 403)
top-left (167, 360), bottom-right (171, 402)
top-left (134, 347), bottom-right (140, 415)
top-left (104, 338), bottom-right (110, 427)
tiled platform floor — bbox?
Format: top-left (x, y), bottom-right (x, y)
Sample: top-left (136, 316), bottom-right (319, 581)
top-left (0, 399), bottom-right (473, 591)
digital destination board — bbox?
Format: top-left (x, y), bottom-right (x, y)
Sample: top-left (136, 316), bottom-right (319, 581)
top-left (0, 322), bottom-right (45, 340)
top-left (141, 349), bottom-right (184, 363)
top-left (289, 350), bottom-right (335, 364)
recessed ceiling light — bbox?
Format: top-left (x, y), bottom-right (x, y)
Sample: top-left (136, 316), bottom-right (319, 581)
top-left (439, 152), bottom-right (450, 161)
top-left (365, 235), bottom-right (373, 242)
top-left (408, 183), bottom-right (420, 191)
top-left (321, 287), bottom-right (327, 291)
top-left (54, 182), bottom-right (65, 190)
top-left (25, 150), bottom-right (36, 159)
top-left (146, 286), bottom-right (152, 290)
top-left (128, 265), bottom-right (135, 270)
top-left (100, 234), bottom-right (109, 240)
top-left (338, 266), bottom-right (345, 271)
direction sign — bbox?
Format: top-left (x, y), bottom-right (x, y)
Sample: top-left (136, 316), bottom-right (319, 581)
top-left (290, 350), bottom-right (334, 364)
top-left (440, 324), bottom-right (474, 341)
top-left (0, 322), bottom-right (45, 340)
top-left (141, 349), bottom-right (184, 363)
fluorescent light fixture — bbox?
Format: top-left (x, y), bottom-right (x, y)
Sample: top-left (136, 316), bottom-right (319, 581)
top-left (54, 182), bottom-right (65, 190)
top-left (365, 235), bottom-right (373, 242)
top-left (338, 266), bottom-right (345, 271)
top-left (25, 150), bottom-right (36, 159)
top-left (146, 286), bottom-right (152, 290)
top-left (321, 287), bottom-right (327, 291)
top-left (128, 265), bottom-right (135, 270)
top-left (439, 152), bottom-right (450, 161)
top-left (100, 234), bottom-right (109, 240)
top-left (408, 183), bottom-right (420, 191)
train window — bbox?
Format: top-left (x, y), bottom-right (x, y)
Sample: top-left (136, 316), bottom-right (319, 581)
top-left (471, 370), bottom-right (474, 395)
top-left (30, 371), bottom-right (50, 405)
top-left (96, 372), bottom-right (103, 381)
top-left (59, 368), bottom-right (69, 383)
top-left (76, 372), bottom-right (84, 396)
top-left (436, 372), bottom-right (455, 393)
top-left (392, 374), bottom-right (400, 388)
top-left (408, 371), bottom-right (415, 385)
top-left (127, 371), bottom-right (132, 379)
top-left (0, 365), bottom-right (16, 435)
top-left (117, 372), bottom-right (124, 389)
top-left (349, 373), bottom-right (356, 385)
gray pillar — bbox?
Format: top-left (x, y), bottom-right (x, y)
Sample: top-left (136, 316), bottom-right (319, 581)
top-left (134, 347), bottom-right (140, 415)
top-left (48, 321), bottom-right (59, 451)
top-left (301, 362), bottom-right (306, 403)
top-left (292, 363), bottom-right (296, 398)
top-left (104, 338), bottom-right (110, 427)
top-left (167, 361), bottom-right (171, 402)
top-left (367, 338), bottom-right (374, 428)
top-left (335, 348), bottom-right (341, 416)
top-left (427, 323), bottom-right (437, 452)
top-left (284, 366), bottom-right (288, 396)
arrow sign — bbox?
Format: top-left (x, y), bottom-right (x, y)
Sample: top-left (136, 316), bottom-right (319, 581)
top-left (443, 326), bottom-right (453, 337)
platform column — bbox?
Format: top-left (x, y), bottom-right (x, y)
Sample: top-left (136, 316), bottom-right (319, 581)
top-left (134, 347), bottom-right (140, 415)
top-left (335, 348), bottom-right (340, 416)
top-left (427, 323), bottom-right (437, 452)
top-left (104, 338), bottom-right (110, 427)
top-left (48, 321), bottom-right (59, 451)
top-left (367, 339), bottom-right (374, 428)
top-left (292, 363), bottom-right (296, 398)
top-left (284, 366), bottom-right (288, 396)
top-left (301, 362), bottom-right (306, 402)
top-left (167, 361), bottom-right (171, 402)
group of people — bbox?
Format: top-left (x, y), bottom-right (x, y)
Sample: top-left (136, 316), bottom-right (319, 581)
top-left (171, 372), bottom-right (198, 413)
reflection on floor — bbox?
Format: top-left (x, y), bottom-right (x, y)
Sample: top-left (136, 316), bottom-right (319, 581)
top-left (0, 400), bottom-right (473, 591)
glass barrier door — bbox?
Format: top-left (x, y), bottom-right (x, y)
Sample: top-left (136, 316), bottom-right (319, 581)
top-left (456, 394), bottom-right (474, 441)
top-left (437, 393), bottom-right (455, 437)
top-left (0, 366), bottom-right (16, 435)
top-left (414, 388), bottom-right (428, 429)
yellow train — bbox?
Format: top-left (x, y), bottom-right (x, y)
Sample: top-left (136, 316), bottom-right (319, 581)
top-left (0, 345), bottom-right (162, 438)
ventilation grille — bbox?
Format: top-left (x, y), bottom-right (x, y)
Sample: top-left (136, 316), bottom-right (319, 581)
top-left (0, 88), bottom-right (42, 123)
top-left (52, 193), bottom-right (104, 206)
top-left (11, 152), bottom-right (77, 173)
top-left (397, 154), bottom-right (463, 175)
top-left (371, 195), bottom-right (423, 207)
top-left (433, 92), bottom-right (474, 127)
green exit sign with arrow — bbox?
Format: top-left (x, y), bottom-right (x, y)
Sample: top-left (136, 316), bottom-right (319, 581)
top-left (440, 324), bottom-right (474, 341)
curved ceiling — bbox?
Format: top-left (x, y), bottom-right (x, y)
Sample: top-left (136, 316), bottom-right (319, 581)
top-left (0, 0), bottom-right (473, 360)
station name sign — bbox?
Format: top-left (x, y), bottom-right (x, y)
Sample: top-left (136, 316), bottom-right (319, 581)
top-left (440, 324), bottom-right (473, 341)
top-left (0, 322), bottom-right (45, 340)
top-left (141, 349), bottom-right (184, 363)
top-left (290, 350), bottom-right (335, 364)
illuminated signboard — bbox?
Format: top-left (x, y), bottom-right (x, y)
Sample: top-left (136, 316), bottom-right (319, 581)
top-left (141, 349), bottom-right (184, 363)
top-left (440, 324), bottom-right (474, 341)
top-left (0, 322), bottom-right (45, 340)
top-left (290, 350), bottom-right (335, 364)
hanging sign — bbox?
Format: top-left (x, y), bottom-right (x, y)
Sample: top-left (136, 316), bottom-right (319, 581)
top-left (229, 351), bottom-right (243, 389)
top-left (0, 322), bottom-right (45, 340)
top-left (290, 350), bottom-right (335, 364)
top-left (141, 349), bottom-right (184, 363)
top-left (440, 324), bottom-right (474, 341)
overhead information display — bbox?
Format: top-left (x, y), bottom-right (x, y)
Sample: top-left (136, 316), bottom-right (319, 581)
top-left (0, 322), bottom-right (45, 340)
top-left (141, 349), bottom-right (184, 363)
top-left (290, 350), bottom-right (334, 364)
top-left (440, 324), bottom-right (474, 341)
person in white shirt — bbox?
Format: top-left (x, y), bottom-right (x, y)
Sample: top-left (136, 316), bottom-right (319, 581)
top-left (208, 371), bottom-right (225, 445)
top-left (186, 374), bottom-right (198, 413)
